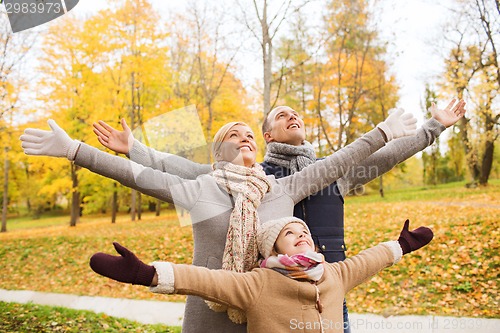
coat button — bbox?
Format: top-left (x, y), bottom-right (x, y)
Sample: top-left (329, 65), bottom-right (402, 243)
top-left (321, 245), bottom-right (326, 251)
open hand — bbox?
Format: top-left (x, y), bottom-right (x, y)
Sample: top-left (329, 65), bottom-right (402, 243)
top-left (93, 118), bottom-right (133, 154)
top-left (430, 98), bottom-right (466, 128)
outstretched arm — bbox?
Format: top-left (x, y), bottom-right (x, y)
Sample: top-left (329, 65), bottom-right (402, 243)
top-left (94, 119), bottom-right (212, 179)
top-left (21, 120), bottom-right (200, 208)
top-left (336, 99), bottom-right (466, 196)
top-left (90, 242), bottom-right (262, 311)
top-left (336, 220), bottom-right (433, 293)
top-left (90, 242), bottom-right (157, 286)
top-left (281, 109), bottom-right (417, 203)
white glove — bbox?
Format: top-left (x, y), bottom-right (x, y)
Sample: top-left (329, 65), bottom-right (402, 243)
top-left (376, 108), bottom-right (417, 141)
top-left (20, 119), bottom-right (81, 160)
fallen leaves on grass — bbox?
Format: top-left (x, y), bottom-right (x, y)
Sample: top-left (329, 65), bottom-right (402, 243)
top-left (0, 213), bottom-right (192, 303)
top-left (0, 184), bottom-right (499, 319)
top-left (344, 198), bottom-right (499, 318)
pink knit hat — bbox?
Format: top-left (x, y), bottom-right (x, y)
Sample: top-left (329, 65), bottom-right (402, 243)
top-left (257, 216), bottom-right (310, 258)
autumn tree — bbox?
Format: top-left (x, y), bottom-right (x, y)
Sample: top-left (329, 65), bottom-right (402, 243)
top-left (271, 0), bottom-right (399, 196)
top-left (275, 0), bottom-right (399, 151)
top-left (320, 0), bottom-right (399, 150)
top-left (166, 2), bottom-right (258, 159)
top-left (0, 13), bottom-right (37, 232)
top-left (80, 0), bottom-right (173, 221)
top-left (321, 0), bottom-right (399, 197)
top-left (186, 2), bottom-right (244, 147)
top-left (32, 0), bottom-right (172, 224)
top-left (36, 16), bottom-right (105, 226)
top-left (421, 86), bottom-right (441, 185)
top-left (441, 0), bottom-right (499, 185)
top-left (271, 10), bottom-right (340, 158)
top-left (236, 0), bottom-right (310, 115)
top-left (23, 0), bottom-right (256, 225)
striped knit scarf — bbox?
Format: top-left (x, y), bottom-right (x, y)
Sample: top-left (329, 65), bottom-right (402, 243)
top-left (208, 161), bottom-right (271, 323)
top-left (260, 251), bottom-right (325, 281)
top-left (264, 141), bottom-right (316, 173)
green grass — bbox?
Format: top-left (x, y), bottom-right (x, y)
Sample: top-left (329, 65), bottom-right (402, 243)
top-left (347, 179), bottom-right (500, 203)
top-left (4, 210), bottom-right (179, 232)
top-left (342, 180), bottom-right (499, 318)
top-left (4, 211), bottom-right (72, 231)
top-left (0, 301), bottom-right (181, 333)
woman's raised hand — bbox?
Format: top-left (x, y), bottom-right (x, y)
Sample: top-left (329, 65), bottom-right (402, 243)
top-left (20, 119), bottom-right (80, 160)
top-left (93, 118), bottom-right (133, 155)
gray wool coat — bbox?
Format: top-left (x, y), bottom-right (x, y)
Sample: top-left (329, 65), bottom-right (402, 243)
top-left (73, 127), bottom-right (397, 332)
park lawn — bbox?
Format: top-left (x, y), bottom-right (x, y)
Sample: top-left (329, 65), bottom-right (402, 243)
top-left (0, 180), bottom-right (498, 319)
top-left (0, 210), bottom-right (192, 303)
top-left (0, 301), bottom-right (180, 333)
top-left (344, 179), bottom-right (499, 318)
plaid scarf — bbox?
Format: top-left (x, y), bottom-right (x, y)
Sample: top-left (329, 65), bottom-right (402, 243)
top-left (264, 141), bottom-right (316, 173)
top-left (207, 161), bottom-right (271, 323)
top-left (260, 251), bottom-right (325, 281)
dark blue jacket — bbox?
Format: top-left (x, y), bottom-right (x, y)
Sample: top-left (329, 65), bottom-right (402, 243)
top-left (261, 161), bottom-right (346, 263)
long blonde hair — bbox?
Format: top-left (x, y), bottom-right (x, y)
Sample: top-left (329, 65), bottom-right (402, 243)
top-left (212, 121), bottom-right (250, 161)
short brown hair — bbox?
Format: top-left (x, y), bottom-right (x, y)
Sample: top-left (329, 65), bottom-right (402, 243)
top-left (261, 106), bottom-right (292, 136)
top-left (261, 112), bottom-right (272, 136)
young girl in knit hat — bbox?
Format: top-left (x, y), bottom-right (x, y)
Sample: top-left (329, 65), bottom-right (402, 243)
top-left (90, 217), bottom-right (433, 333)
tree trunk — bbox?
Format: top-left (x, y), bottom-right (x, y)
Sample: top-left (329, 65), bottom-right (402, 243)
top-left (431, 144), bottom-right (439, 186)
top-left (156, 198), bottom-right (161, 216)
top-left (70, 163), bottom-right (80, 227)
top-left (316, 122), bottom-right (322, 156)
top-left (479, 138), bottom-right (495, 185)
top-left (261, 0), bottom-right (272, 115)
top-left (422, 154), bottom-right (427, 184)
top-left (130, 71), bottom-right (137, 222)
top-left (478, 101), bottom-right (498, 185)
top-left (378, 175), bottom-right (384, 198)
top-left (1, 148), bottom-right (8, 232)
top-left (111, 182), bottom-right (118, 224)
top-left (137, 191), bottom-right (142, 220)
top-left (130, 190), bottom-right (136, 221)
top-left (24, 165), bottom-right (31, 214)
top-left (206, 104), bottom-right (213, 164)
top-left (458, 117), bottom-right (480, 182)
top-left (315, 85), bottom-right (334, 153)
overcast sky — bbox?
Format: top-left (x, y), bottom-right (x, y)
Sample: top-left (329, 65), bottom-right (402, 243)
top-left (375, 0), bottom-right (453, 120)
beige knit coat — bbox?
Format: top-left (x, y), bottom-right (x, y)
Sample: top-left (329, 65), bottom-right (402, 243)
top-left (151, 242), bottom-right (402, 333)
